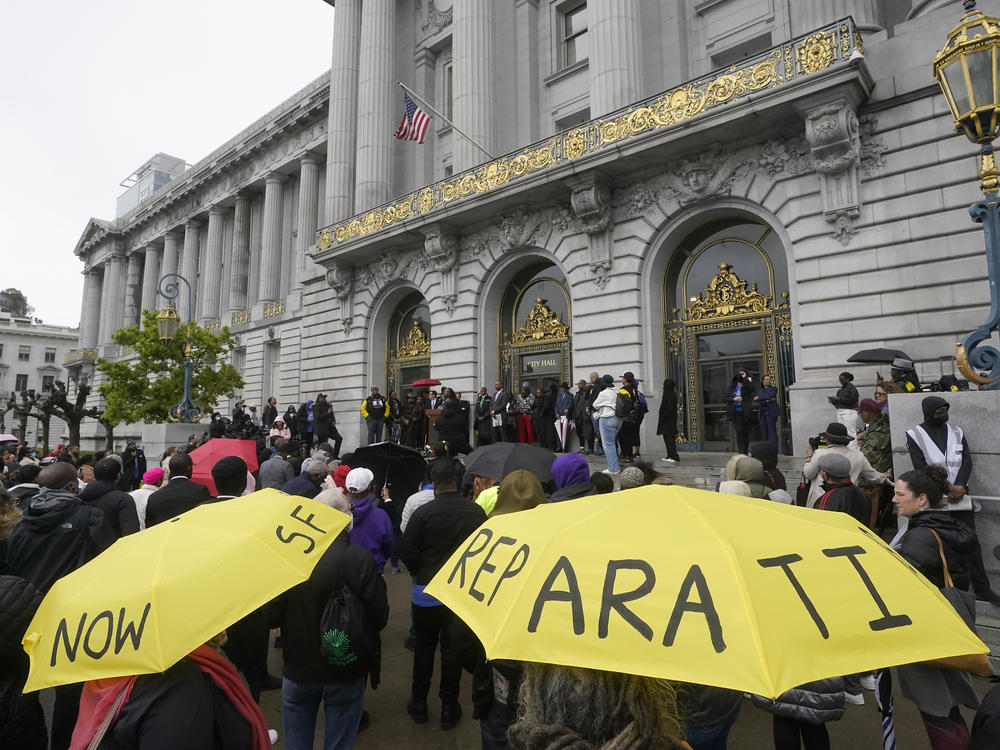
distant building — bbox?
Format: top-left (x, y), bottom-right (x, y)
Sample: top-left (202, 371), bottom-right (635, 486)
top-left (69, 1), bottom-right (998, 454)
top-left (0, 311), bottom-right (77, 447)
top-left (115, 154), bottom-right (187, 218)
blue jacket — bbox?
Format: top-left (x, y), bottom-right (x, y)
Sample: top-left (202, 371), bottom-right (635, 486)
top-left (281, 472), bottom-right (320, 499)
top-left (348, 495), bottom-right (394, 573)
top-left (555, 391), bottom-right (574, 416)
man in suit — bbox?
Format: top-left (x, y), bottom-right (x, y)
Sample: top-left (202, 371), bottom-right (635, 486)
top-left (145, 451), bottom-right (212, 527)
top-left (491, 379), bottom-right (510, 443)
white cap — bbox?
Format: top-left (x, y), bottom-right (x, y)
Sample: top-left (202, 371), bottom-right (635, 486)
top-left (345, 467), bottom-right (374, 493)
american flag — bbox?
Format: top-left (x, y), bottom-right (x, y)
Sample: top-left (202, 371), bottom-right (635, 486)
top-left (393, 93), bottom-right (431, 143)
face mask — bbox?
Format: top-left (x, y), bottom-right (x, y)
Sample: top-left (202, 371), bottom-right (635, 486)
top-left (931, 412), bottom-right (949, 424)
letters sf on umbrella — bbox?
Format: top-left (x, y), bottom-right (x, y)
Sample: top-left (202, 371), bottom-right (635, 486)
top-left (23, 494), bottom-right (348, 692)
top-left (425, 487), bottom-right (987, 698)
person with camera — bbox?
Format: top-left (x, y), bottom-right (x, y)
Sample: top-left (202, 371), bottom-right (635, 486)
top-left (802, 423), bottom-right (885, 507)
top-left (119, 441), bottom-right (147, 492)
top-left (754, 374), bottom-right (780, 450)
top-left (726, 370), bottom-right (756, 455)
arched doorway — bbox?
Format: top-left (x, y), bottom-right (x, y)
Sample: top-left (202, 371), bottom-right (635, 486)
top-left (385, 292), bottom-right (431, 399)
top-left (663, 218), bottom-right (794, 451)
top-left (498, 262), bottom-right (572, 392)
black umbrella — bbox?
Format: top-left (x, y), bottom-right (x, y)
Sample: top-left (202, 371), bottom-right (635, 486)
top-left (464, 442), bottom-right (555, 482)
top-left (349, 442), bottom-right (427, 502)
top-left (846, 348), bottom-right (911, 364)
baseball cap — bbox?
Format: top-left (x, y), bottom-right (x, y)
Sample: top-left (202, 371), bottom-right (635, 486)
top-left (345, 467), bottom-right (375, 493)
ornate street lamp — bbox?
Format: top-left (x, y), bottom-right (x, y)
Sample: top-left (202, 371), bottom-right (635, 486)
top-left (934, 1), bottom-right (1000, 387)
top-left (156, 273), bottom-right (202, 422)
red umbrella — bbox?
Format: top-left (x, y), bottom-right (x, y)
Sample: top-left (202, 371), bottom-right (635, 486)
top-left (189, 438), bottom-right (259, 496)
top-left (411, 378), bottom-right (442, 388)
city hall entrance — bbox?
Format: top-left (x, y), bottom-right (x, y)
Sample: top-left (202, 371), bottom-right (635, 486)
top-left (663, 219), bottom-right (795, 452)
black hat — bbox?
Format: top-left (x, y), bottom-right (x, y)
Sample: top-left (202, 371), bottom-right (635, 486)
top-left (602, 374), bottom-right (614, 386)
top-left (622, 371), bottom-right (635, 383)
top-left (820, 422), bottom-right (852, 445)
top-left (559, 382), bottom-right (570, 388)
top-left (839, 372), bottom-right (854, 382)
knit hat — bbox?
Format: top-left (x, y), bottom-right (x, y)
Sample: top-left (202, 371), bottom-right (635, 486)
top-left (345, 467), bottom-right (374, 493)
top-left (331, 464), bottom-right (351, 489)
top-left (857, 398), bottom-right (880, 413)
top-left (619, 466), bottom-right (646, 489)
top-left (142, 467), bottom-right (164, 485)
top-left (817, 451), bottom-right (851, 478)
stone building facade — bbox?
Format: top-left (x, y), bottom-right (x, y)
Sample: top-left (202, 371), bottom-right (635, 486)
top-left (71, 0), bottom-right (998, 454)
top-left (0, 314), bottom-right (78, 447)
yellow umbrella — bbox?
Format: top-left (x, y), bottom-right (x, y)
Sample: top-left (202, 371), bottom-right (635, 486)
top-left (22, 488), bottom-right (349, 692)
top-left (425, 485), bottom-right (988, 698)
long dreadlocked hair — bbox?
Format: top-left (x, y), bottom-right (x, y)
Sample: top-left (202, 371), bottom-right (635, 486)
top-left (509, 662), bottom-right (687, 749)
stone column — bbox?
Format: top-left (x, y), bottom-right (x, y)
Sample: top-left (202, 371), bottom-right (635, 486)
top-left (794, 0), bottom-right (881, 35)
top-left (99, 251), bottom-right (126, 344)
top-left (326, 0), bottom-right (362, 224)
top-left (80, 269), bottom-right (103, 349)
top-left (589, 0), bottom-right (644, 116)
top-left (139, 244), bottom-right (161, 318)
top-left (200, 207), bottom-right (226, 323)
top-left (295, 155), bottom-right (321, 291)
top-left (228, 192), bottom-right (252, 314)
top-left (160, 230), bottom-right (181, 279)
top-left (453, 0), bottom-right (496, 172)
top-left (515, 0), bottom-right (541, 145)
top-left (354, 0), bottom-right (394, 212)
top-left (122, 252), bottom-right (143, 328)
top-left (181, 220), bottom-right (201, 320)
top-left (259, 173), bottom-right (285, 303)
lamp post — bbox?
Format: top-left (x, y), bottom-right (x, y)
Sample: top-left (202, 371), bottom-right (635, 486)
top-left (156, 273), bottom-right (202, 422)
top-left (934, 0), bottom-right (1000, 387)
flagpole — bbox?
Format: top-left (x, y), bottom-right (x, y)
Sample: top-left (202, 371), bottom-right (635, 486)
top-left (397, 81), bottom-right (496, 161)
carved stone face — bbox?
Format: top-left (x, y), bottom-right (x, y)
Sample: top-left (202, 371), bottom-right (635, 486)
top-left (681, 167), bottom-right (710, 194)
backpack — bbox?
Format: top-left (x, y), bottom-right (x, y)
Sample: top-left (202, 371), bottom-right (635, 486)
top-left (319, 583), bottom-right (381, 687)
top-left (614, 391), bottom-right (634, 418)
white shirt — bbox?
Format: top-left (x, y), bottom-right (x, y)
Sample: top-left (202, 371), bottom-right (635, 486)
top-left (592, 388), bottom-right (618, 419)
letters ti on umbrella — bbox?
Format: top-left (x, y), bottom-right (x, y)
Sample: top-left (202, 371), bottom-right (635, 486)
top-left (426, 486), bottom-right (988, 699)
top-left (21, 489), bottom-right (350, 692)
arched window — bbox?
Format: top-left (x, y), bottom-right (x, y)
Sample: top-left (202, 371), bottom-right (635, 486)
top-left (386, 292), bottom-right (431, 398)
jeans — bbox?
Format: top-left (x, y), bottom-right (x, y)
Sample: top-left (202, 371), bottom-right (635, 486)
top-left (412, 604), bottom-right (462, 703)
top-left (772, 715), bottom-right (830, 750)
top-left (686, 700), bottom-right (740, 750)
top-left (366, 419), bottom-right (384, 445)
top-left (591, 415), bottom-right (603, 454)
top-left (282, 675), bottom-right (367, 750)
top-left (598, 415), bottom-right (622, 473)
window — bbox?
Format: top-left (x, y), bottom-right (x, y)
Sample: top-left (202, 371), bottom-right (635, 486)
top-left (15, 374), bottom-right (28, 392)
top-left (18, 345), bottom-right (30, 362)
top-left (560, 2), bottom-right (589, 69)
top-left (42, 375), bottom-right (55, 392)
top-left (442, 61), bottom-right (454, 120)
top-left (44, 347), bottom-right (56, 363)
top-left (0, 343), bottom-right (4, 358)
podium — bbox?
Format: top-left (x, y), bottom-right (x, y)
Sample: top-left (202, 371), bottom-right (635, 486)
top-left (425, 408), bottom-right (441, 446)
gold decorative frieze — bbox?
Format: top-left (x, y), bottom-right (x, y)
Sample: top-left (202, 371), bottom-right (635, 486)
top-left (232, 311), bottom-right (250, 325)
top-left (316, 18), bottom-right (862, 251)
top-left (684, 264), bottom-right (773, 321)
top-left (264, 300), bottom-right (286, 318)
top-left (205, 320), bottom-right (221, 332)
top-left (64, 348), bottom-right (96, 365)
top-left (392, 320), bottom-right (431, 359)
top-left (511, 298), bottom-right (570, 344)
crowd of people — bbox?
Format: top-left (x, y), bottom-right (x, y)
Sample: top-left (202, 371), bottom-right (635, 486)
top-left (0, 355), bottom-right (998, 749)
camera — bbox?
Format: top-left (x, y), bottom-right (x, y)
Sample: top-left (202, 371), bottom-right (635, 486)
top-left (808, 434), bottom-right (828, 451)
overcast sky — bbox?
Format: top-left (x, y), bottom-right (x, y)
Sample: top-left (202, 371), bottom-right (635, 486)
top-left (0, 0), bottom-right (334, 327)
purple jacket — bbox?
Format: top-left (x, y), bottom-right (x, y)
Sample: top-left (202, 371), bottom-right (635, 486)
top-left (348, 495), bottom-right (394, 573)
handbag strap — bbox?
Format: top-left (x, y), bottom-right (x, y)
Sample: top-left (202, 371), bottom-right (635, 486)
top-left (86, 683), bottom-right (130, 750)
top-left (928, 528), bottom-right (956, 589)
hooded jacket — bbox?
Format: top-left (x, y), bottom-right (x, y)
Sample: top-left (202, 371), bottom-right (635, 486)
top-left (898, 509), bottom-right (976, 590)
top-left (4, 489), bottom-right (113, 592)
top-left (725, 455), bottom-right (768, 499)
top-left (79, 480), bottom-right (141, 538)
top-left (0, 575), bottom-right (46, 749)
top-left (548, 453), bottom-right (596, 503)
top-left (906, 395), bottom-right (972, 493)
top-left (750, 441), bottom-right (787, 491)
top-left (347, 495), bottom-right (394, 572)
top-left (492, 470), bottom-right (547, 516)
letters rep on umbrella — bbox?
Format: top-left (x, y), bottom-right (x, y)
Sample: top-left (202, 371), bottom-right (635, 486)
top-left (446, 527), bottom-right (914, 653)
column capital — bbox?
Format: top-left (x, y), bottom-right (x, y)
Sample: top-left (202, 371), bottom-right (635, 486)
top-left (164, 228), bottom-right (183, 240)
top-left (184, 219), bottom-right (202, 230)
top-left (209, 205), bottom-right (227, 217)
top-left (299, 152), bottom-right (323, 167)
top-left (234, 190), bottom-right (254, 203)
top-left (265, 171), bottom-right (288, 186)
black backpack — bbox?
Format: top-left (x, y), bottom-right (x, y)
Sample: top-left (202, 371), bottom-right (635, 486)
top-left (319, 583), bottom-right (381, 687)
top-left (614, 390), bottom-right (634, 418)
